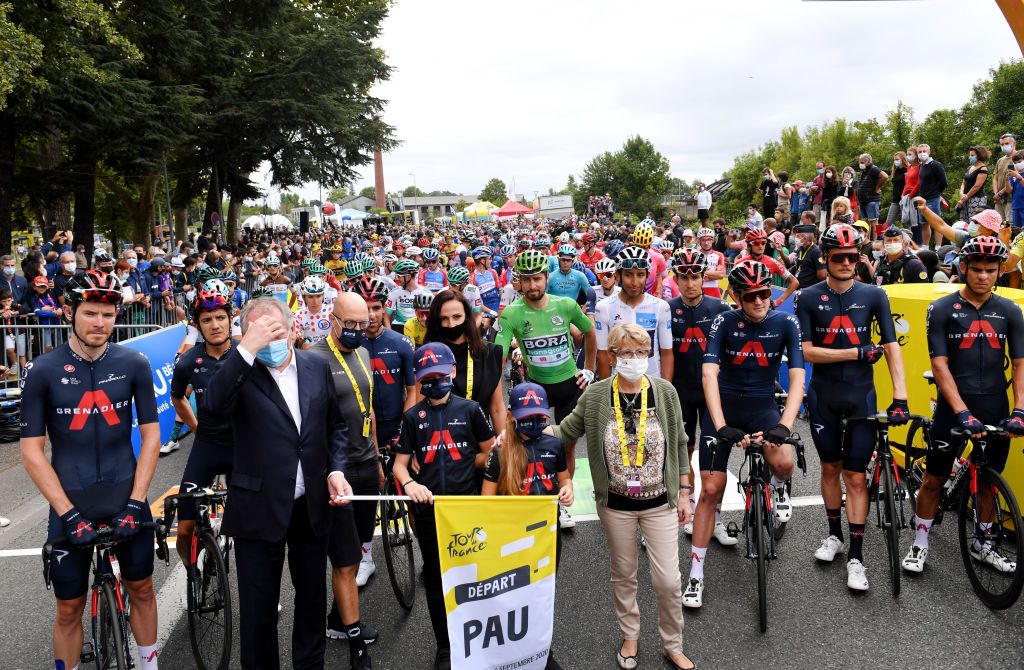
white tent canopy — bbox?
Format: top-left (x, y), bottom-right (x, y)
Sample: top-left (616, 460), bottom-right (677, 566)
top-left (242, 214), bottom-right (294, 229)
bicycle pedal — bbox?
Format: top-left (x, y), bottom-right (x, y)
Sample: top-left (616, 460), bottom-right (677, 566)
top-left (81, 642), bottom-right (96, 663)
top-left (725, 521), bottom-right (741, 538)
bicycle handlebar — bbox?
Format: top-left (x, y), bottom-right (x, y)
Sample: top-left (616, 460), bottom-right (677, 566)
top-left (709, 433), bottom-right (804, 474)
top-left (44, 521), bottom-right (166, 553)
top-left (951, 425), bottom-right (1008, 439)
top-left (839, 412), bottom-right (930, 431)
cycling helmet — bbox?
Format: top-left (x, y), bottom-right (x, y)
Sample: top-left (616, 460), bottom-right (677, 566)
top-left (383, 253), bottom-right (399, 265)
top-left (959, 235), bottom-right (1009, 265)
top-left (393, 259), bottom-right (419, 276)
top-left (631, 223), bottom-right (655, 247)
top-left (518, 238), bottom-right (533, 248)
top-left (499, 244), bottom-right (517, 257)
top-left (353, 276), bottom-right (389, 303)
top-left (194, 279), bottom-right (231, 314)
top-left (671, 248), bottom-right (708, 275)
top-left (412, 288), bottom-right (435, 311)
top-left (728, 258), bottom-right (772, 292)
top-left (195, 266), bottom-right (222, 283)
top-left (594, 258), bottom-right (618, 275)
top-left (472, 246), bottom-right (492, 259)
top-left (360, 257), bottom-right (377, 273)
top-left (301, 276), bottom-right (326, 295)
top-left (660, 240), bottom-right (675, 254)
top-left (265, 255), bottom-right (281, 266)
top-left (617, 246), bottom-right (651, 271)
top-left (353, 251), bottom-right (369, 264)
top-left (250, 286), bottom-right (274, 299)
top-left (581, 233), bottom-right (595, 244)
top-left (571, 261), bottom-right (588, 274)
top-left (744, 228), bottom-right (768, 243)
top-left (221, 270), bottom-right (237, 284)
top-left (448, 266), bottom-right (470, 285)
top-left (515, 249), bottom-right (549, 276)
top-left (536, 234), bottom-right (551, 247)
top-left (361, 240), bottom-right (373, 250)
top-left (64, 270), bottom-right (123, 308)
top-left (604, 239), bottom-right (625, 258)
top-left (406, 245), bottom-right (422, 257)
top-left (301, 258), bottom-right (317, 270)
top-left (557, 243), bottom-right (577, 258)
top-left (343, 261), bottom-right (363, 279)
top-left (93, 249), bottom-right (114, 269)
top-left (509, 270), bottom-right (520, 283)
top-left (820, 223), bottom-right (862, 255)
top-left (696, 227), bottom-right (715, 239)
top-left (308, 262), bottom-right (328, 276)
top-left (422, 248), bottom-right (440, 262)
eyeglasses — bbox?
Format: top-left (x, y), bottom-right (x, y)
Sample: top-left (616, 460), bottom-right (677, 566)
top-left (741, 290), bottom-right (772, 304)
top-left (750, 240), bottom-right (766, 246)
top-left (332, 315), bottom-right (370, 329)
top-left (615, 349), bottom-right (651, 360)
top-left (599, 272), bottom-right (615, 279)
top-left (828, 252), bottom-right (860, 265)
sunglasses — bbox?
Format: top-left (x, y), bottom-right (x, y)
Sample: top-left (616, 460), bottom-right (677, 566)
top-left (599, 272), bottom-right (615, 279)
top-left (618, 260), bottom-right (651, 271)
top-left (829, 252), bottom-right (860, 265)
top-left (741, 290), bottom-right (772, 304)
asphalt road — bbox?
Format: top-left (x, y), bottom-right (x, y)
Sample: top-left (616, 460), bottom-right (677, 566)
top-left (2, 418), bottom-right (1023, 670)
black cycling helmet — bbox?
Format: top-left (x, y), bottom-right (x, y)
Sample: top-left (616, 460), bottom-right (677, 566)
top-left (353, 276), bottom-right (389, 303)
top-left (728, 258), bottom-right (772, 292)
top-left (671, 248), bottom-right (708, 275)
top-left (959, 235), bottom-right (1009, 267)
top-left (64, 270), bottom-right (123, 308)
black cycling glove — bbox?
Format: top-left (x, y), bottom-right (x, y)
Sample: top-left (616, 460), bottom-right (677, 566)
top-left (886, 399), bottom-right (910, 426)
top-left (764, 424), bottom-right (792, 445)
top-left (857, 344), bottom-right (884, 364)
top-left (1003, 408), bottom-right (1024, 436)
top-left (717, 425), bottom-right (745, 446)
top-left (112, 499), bottom-right (146, 539)
top-left (956, 410), bottom-right (986, 436)
top-left (60, 508), bottom-right (98, 546)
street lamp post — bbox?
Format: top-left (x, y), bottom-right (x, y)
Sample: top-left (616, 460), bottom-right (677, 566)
top-left (409, 172), bottom-right (417, 225)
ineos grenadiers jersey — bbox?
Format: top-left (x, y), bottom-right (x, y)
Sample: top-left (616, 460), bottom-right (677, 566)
top-left (362, 328), bottom-right (415, 422)
top-left (385, 284), bottom-right (417, 325)
top-left (705, 309), bottom-right (804, 397)
top-left (483, 436), bottom-right (567, 495)
top-left (926, 291), bottom-right (1024, 396)
top-left (794, 280), bottom-right (897, 384)
top-left (397, 395), bottom-right (493, 495)
top-left (171, 342), bottom-right (235, 445)
top-left (595, 293), bottom-right (673, 377)
top-left (668, 295), bottom-right (731, 388)
top-left (293, 302), bottom-right (333, 345)
top-left (20, 343), bottom-right (158, 517)
top-left (495, 295), bottom-right (593, 384)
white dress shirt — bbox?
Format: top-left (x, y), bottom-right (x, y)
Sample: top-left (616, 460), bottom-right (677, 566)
top-left (238, 344), bottom-right (306, 499)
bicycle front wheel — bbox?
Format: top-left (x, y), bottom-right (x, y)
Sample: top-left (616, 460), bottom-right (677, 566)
top-left (904, 419), bottom-right (928, 516)
top-left (751, 484), bottom-right (769, 634)
top-left (381, 487), bottom-right (417, 610)
top-left (187, 531), bottom-right (233, 670)
top-left (957, 467), bottom-right (1024, 609)
top-left (95, 582), bottom-right (127, 670)
top-left (878, 457), bottom-right (902, 598)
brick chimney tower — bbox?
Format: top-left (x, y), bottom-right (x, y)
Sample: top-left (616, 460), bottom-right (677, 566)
top-left (374, 150), bottom-right (386, 210)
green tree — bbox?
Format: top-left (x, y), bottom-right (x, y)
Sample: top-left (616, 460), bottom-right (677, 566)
top-left (327, 186), bottom-right (348, 202)
top-left (479, 178), bottom-right (507, 205)
top-left (402, 185), bottom-right (426, 197)
top-left (455, 198), bottom-right (468, 212)
top-left (359, 186), bottom-right (376, 200)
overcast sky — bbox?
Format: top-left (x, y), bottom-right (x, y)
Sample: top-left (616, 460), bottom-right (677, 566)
top-left (255, 0), bottom-right (1021, 206)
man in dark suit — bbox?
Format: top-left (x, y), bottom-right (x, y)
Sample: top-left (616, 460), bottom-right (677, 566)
top-left (206, 296), bottom-right (353, 670)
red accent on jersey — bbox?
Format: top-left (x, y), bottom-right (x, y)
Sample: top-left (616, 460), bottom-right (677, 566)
top-left (523, 462), bottom-right (554, 493)
top-left (959, 320), bottom-right (1001, 349)
top-left (69, 391), bottom-right (122, 430)
top-left (821, 315), bottom-right (860, 345)
top-left (370, 357), bottom-right (396, 384)
top-left (677, 327), bottom-right (708, 352)
top-left (732, 341), bottom-right (768, 366)
top-left (423, 430), bottom-right (462, 463)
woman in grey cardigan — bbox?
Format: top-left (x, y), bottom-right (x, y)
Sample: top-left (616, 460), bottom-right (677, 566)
top-left (553, 323), bottom-right (695, 670)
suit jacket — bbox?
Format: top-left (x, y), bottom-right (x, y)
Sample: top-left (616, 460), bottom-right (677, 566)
top-left (206, 347), bottom-right (348, 542)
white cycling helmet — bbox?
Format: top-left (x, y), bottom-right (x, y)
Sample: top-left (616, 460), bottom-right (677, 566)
top-left (406, 245), bottom-right (422, 257)
top-left (301, 275), bottom-right (326, 295)
top-left (594, 258), bottom-right (617, 275)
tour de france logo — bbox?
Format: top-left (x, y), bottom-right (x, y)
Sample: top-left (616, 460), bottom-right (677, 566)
top-left (448, 526), bottom-right (488, 558)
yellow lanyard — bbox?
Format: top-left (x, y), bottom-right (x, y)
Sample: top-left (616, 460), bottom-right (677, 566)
top-left (327, 336), bottom-right (373, 437)
top-left (464, 349), bottom-right (473, 401)
top-left (612, 375), bottom-right (648, 468)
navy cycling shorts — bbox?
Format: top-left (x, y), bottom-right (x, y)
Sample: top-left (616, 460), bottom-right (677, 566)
top-left (178, 438), bottom-right (233, 521)
top-left (699, 394), bottom-right (780, 472)
top-left (928, 394), bottom-right (1009, 477)
top-left (674, 383), bottom-right (706, 449)
top-left (807, 381), bottom-right (876, 472)
top-left (46, 503), bottom-right (155, 601)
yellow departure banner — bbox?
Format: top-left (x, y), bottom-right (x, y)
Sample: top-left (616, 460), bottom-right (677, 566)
top-left (435, 496), bottom-right (558, 670)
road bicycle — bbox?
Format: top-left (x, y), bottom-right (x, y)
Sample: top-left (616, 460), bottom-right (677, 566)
top-left (378, 445), bottom-right (417, 610)
top-left (711, 432), bottom-right (805, 633)
top-left (840, 412), bottom-right (925, 599)
top-left (43, 522), bottom-right (168, 670)
top-left (158, 485), bottom-right (232, 670)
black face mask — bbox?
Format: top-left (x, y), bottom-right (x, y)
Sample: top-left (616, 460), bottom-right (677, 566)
top-left (440, 323), bottom-right (464, 342)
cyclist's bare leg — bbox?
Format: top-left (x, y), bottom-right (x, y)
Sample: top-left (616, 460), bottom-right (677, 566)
top-left (841, 470), bottom-right (868, 524)
top-left (914, 473), bottom-right (947, 522)
top-left (820, 461), bottom-right (844, 509)
top-left (691, 471), bottom-right (727, 548)
top-left (976, 470), bottom-right (997, 524)
top-left (124, 576), bottom-right (158, 646)
top-left (332, 564), bottom-right (361, 626)
top-left (175, 520), bottom-right (196, 565)
top-left (764, 444), bottom-right (795, 480)
top-left (54, 596), bottom-right (86, 665)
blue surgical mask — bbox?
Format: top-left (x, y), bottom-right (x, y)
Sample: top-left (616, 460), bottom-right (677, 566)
top-left (1001, 143), bottom-right (1013, 154)
top-left (2, 267), bottom-right (13, 277)
top-left (255, 338), bottom-right (290, 367)
top-left (816, 168), bottom-right (824, 175)
top-left (516, 416), bottom-right (548, 439)
top-left (127, 258), bottom-right (138, 268)
top-left (969, 155), bottom-right (977, 165)
top-left (420, 375), bottom-right (453, 400)
top-left (894, 160), bottom-right (902, 168)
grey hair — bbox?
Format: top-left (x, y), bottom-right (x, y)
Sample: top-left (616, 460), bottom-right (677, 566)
top-left (240, 297), bottom-right (293, 333)
top-left (60, 251), bottom-right (76, 262)
top-left (859, 153), bottom-right (872, 162)
top-left (0, 255), bottom-right (13, 264)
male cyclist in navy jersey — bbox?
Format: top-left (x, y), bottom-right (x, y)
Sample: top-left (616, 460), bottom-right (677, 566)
top-left (21, 271), bottom-right (163, 670)
top-left (794, 223), bottom-right (908, 592)
top-left (905, 235), bottom-right (1024, 575)
top-left (683, 259), bottom-right (804, 609)
top-left (667, 248), bottom-right (730, 537)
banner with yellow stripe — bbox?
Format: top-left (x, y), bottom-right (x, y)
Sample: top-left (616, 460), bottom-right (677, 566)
top-left (435, 496), bottom-right (558, 670)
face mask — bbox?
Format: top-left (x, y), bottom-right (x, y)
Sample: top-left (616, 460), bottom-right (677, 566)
top-left (615, 357), bottom-right (648, 382)
top-left (749, 208), bottom-right (755, 215)
top-left (894, 160), bottom-right (902, 168)
top-left (1002, 144), bottom-right (1013, 154)
top-left (967, 222), bottom-right (980, 237)
top-left (872, 250), bottom-right (884, 261)
top-left (884, 242), bottom-right (903, 255)
top-left (918, 152), bottom-right (929, 161)
top-left (1016, 162), bottom-right (1024, 171)
top-left (2, 267), bottom-right (14, 277)
top-left (338, 328), bottom-right (364, 349)
top-left (859, 163), bottom-right (868, 171)
top-left (825, 172), bottom-right (833, 178)
top-left (63, 262), bottom-right (76, 273)
top-left (255, 338), bottom-right (290, 367)
top-left (440, 323), bottom-right (464, 342)
top-left (816, 168), bottom-right (824, 175)
top-left (516, 416), bottom-right (548, 439)
top-left (224, 255), bottom-right (232, 261)
top-left (244, 255), bottom-right (253, 262)
top-left (119, 273), bottom-right (129, 281)
top-left (420, 375), bottom-right (453, 400)
top-left (968, 155), bottom-right (977, 165)
top-left (127, 258), bottom-right (138, 268)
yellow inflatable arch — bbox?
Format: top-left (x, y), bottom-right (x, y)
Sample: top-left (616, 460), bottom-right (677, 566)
top-left (997, 0), bottom-right (1024, 54)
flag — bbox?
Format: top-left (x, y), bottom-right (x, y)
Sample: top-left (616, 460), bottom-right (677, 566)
top-left (435, 496), bottom-right (558, 670)
top-left (121, 322), bottom-right (186, 457)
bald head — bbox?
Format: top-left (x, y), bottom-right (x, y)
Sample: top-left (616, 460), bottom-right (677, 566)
top-left (333, 291), bottom-right (368, 323)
